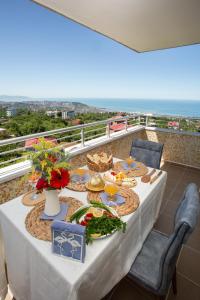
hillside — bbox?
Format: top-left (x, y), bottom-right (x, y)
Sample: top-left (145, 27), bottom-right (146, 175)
top-left (0, 95), bottom-right (104, 113)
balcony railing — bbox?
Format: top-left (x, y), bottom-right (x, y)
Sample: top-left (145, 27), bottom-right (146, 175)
top-left (132, 113), bottom-right (200, 131)
top-left (0, 113), bottom-right (200, 170)
top-left (0, 116), bottom-right (139, 168)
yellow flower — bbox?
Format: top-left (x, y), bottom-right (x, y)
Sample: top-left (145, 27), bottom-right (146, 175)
top-left (41, 160), bottom-right (47, 170)
top-left (47, 167), bottom-right (52, 178)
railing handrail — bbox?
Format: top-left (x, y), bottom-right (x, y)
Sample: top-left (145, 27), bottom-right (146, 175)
top-left (0, 116), bottom-right (129, 147)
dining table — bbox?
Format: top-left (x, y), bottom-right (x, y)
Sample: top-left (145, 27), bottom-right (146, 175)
top-left (0, 158), bottom-right (167, 300)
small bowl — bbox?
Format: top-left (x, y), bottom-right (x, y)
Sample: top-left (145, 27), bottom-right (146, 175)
top-left (85, 182), bottom-right (105, 192)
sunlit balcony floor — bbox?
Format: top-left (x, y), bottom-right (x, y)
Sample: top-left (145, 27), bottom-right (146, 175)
top-left (5, 162), bottom-right (200, 300)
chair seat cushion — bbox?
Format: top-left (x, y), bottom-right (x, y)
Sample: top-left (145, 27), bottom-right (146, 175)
top-left (128, 230), bottom-right (169, 291)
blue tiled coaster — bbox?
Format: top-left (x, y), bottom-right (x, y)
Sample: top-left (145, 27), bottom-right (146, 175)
top-left (100, 192), bottom-right (125, 207)
top-left (122, 161), bottom-right (139, 170)
top-left (51, 221), bottom-right (86, 262)
top-left (71, 173), bottom-right (90, 184)
top-left (40, 203), bottom-right (68, 221)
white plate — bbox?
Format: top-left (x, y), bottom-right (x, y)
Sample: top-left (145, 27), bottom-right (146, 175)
top-left (71, 204), bottom-right (118, 240)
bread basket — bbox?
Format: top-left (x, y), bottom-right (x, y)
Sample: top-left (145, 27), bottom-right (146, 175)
top-left (86, 152), bottom-right (113, 172)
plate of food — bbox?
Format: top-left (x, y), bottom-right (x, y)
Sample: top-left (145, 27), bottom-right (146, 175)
top-left (103, 171), bottom-right (137, 188)
top-left (70, 201), bottom-right (126, 244)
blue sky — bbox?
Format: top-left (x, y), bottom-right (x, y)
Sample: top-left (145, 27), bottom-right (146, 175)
top-left (0, 0), bottom-right (200, 100)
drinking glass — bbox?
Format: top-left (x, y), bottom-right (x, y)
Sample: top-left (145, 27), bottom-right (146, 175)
top-left (104, 184), bottom-right (119, 201)
top-left (125, 156), bottom-right (135, 166)
top-left (28, 172), bottom-right (41, 200)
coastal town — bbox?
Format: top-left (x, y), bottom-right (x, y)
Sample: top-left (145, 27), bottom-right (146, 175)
top-left (1, 96), bottom-right (200, 142)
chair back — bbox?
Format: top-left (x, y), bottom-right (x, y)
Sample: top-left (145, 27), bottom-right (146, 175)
top-left (130, 139), bottom-right (163, 169)
top-left (158, 183), bottom-right (200, 295)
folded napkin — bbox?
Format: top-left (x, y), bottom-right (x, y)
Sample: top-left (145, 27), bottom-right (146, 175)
top-left (51, 221), bottom-right (86, 262)
top-left (40, 203), bottom-right (68, 221)
top-left (100, 192), bottom-right (125, 207)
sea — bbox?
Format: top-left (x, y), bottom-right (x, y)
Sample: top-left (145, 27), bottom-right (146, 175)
top-left (75, 99), bottom-right (200, 118)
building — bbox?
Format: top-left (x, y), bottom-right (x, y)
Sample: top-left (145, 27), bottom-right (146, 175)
top-left (62, 110), bottom-right (75, 120)
top-left (46, 110), bottom-right (58, 118)
top-left (6, 108), bottom-right (17, 117)
top-left (109, 115), bottom-right (126, 132)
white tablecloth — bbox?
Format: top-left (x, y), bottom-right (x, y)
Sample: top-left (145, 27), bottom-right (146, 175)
top-left (0, 227), bottom-right (7, 300)
top-left (0, 160), bottom-right (167, 300)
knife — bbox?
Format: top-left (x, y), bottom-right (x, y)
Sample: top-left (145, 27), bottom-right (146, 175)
top-left (150, 170), bottom-right (162, 184)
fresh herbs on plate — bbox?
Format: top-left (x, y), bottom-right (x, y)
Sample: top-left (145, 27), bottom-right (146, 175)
top-left (70, 201), bottom-right (126, 244)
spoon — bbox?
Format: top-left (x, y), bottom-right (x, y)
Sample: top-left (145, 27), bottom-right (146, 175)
top-left (141, 169), bottom-right (156, 183)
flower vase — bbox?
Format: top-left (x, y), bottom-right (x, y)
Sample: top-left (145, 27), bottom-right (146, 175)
top-left (44, 189), bottom-right (60, 216)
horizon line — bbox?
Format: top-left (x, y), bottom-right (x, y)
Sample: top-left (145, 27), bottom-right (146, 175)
top-left (0, 94), bottom-right (200, 102)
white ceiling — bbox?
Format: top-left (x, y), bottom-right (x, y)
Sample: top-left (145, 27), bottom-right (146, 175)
top-left (32, 0), bottom-right (200, 52)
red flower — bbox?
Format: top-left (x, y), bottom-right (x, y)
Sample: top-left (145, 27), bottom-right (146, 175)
top-left (36, 178), bottom-right (49, 190)
top-left (48, 155), bottom-right (57, 163)
top-left (50, 168), bottom-right (70, 189)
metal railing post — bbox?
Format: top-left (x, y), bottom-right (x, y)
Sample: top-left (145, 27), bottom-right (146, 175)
top-left (138, 115), bottom-right (141, 125)
top-left (125, 118), bottom-right (128, 131)
top-left (178, 118), bottom-right (181, 131)
top-left (107, 122), bottom-right (110, 138)
top-left (81, 127), bottom-right (85, 147)
top-left (145, 115), bottom-right (149, 127)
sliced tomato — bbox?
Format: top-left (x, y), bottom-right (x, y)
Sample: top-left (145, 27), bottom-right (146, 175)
top-left (80, 220), bottom-right (88, 226)
top-left (85, 213), bottom-right (93, 218)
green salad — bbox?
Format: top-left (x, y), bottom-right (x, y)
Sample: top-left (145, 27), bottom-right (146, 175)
top-left (70, 201), bottom-right (126, 244)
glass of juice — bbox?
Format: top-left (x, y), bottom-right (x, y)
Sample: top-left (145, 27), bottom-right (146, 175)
top-left (125, 156), bottom-right (135, 166)
top-left (28, 172), bottom-right (41, 200)
top-left (104, 184), bottom-right (119, 201)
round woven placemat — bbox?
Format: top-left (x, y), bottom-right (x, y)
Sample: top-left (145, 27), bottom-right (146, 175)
top-left (67, 170), bottom-right (95, 192)
top-left (87, 186), bottom-right (140, 216)
top-left (113, 161), bottom-right (148, 177)
top-left (25, 196), bottom-right (83, 241)
top-left (22, 190), bottom-right (45, 206)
